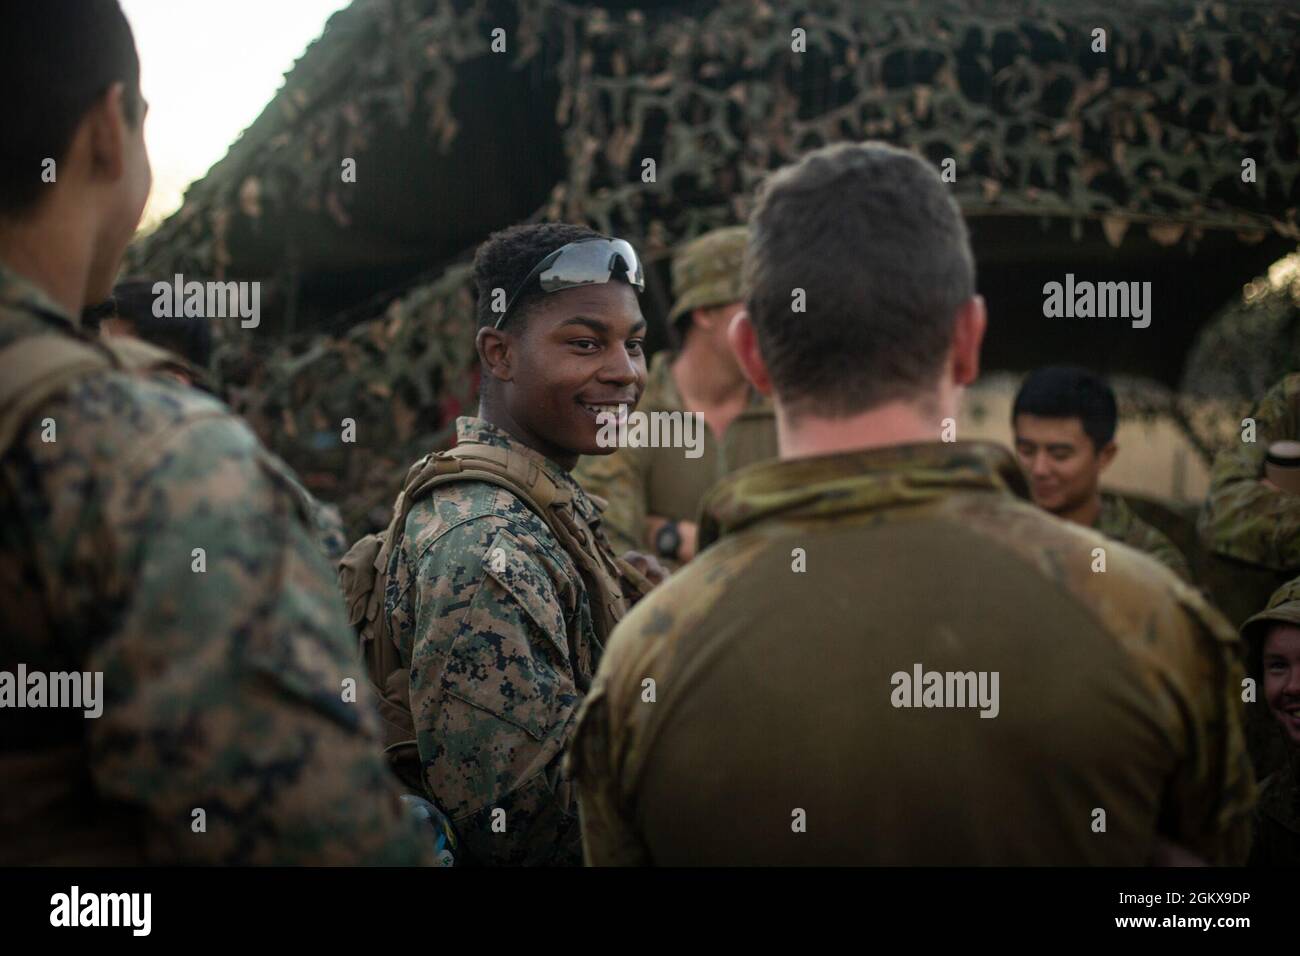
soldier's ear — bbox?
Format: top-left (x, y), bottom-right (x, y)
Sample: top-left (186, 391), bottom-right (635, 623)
top-left (1097, 440), bottom-right (1118, 471)
top-left (949, 295), bottom-right (986, 388)
top-left (84, 82), bottom-right (130, 185)
top-left (476, 325), bottom-right (514, 383)
top-left (727, 309), bottom-right (771, 396)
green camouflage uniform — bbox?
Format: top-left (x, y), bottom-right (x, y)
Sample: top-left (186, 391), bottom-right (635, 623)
top-left (295, 477), bottom-right (349, 562)
top-left (386, 416), bottom-right (620, 865)
top-left (1241, 577), bottom-right (1300, 866)
top-left (571, 442), bottom-right (1254, 865)
top-left (1199, 373), bottom-right (1300, 572)
top-left (573, 227), bottom-right (778, 562)
top-left (0, 263), bottom-right (438, 865)
top-left (1095, 492), bottom-right (1192, 582)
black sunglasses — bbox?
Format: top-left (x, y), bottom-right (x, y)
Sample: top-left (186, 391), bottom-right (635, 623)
top-left (493, 237), bottom-right (645, 330)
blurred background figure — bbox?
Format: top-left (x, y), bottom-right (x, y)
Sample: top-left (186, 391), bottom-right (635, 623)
top-left (1241, 577), bottom-right (1300, 866)
top-left (84, 278), bottom-right (212, 386)
top-left (1200, 373), bottom-right (1300, 578)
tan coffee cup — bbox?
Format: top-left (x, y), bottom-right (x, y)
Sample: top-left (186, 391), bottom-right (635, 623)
top-left (1264, 440), bottom-right (1300, 495)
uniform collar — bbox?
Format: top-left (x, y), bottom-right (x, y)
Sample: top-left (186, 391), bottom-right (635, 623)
top-left (699, 440), bottom-right (1029, 548)
top-left (0, 259), bottom-right (78, 331)
top-left (1094, 493), bottom-right (1134, 533)
top-left (454, 416), bottom-right (601, 525)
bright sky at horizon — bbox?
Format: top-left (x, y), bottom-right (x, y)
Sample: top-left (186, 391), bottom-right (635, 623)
top-left (121, 0), bottom-right (349, 232)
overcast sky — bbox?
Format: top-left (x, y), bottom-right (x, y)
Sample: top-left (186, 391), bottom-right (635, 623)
top-left (121, 0), bottom-right (349, 231)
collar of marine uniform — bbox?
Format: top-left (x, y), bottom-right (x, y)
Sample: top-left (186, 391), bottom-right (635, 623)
top-left (454, 416), bottom-right (602, 526)
top-left (0, 260), bottom-right (77, 330)
top-left (699, 440), bottom-right (1030, 548)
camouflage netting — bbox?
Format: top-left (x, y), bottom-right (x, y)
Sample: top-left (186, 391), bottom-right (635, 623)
top-left (127, 0), bottom-right (1300, 535)
top-left (1183, 251), bottom-right (1300, 401)
top-left (1175, 250), bottom-right (1300, 460)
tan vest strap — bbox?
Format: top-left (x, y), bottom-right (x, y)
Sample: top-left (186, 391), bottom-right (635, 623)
top-left (0, 336), bottom-right (114, 453)
top-left (0, 333), bottom-right (190, 458)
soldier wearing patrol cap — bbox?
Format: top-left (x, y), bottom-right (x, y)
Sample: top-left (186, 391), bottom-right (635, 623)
top-left (1242, 577), bottom-right (1300, 865)
top-left (573, 226), bottom-right (777, 569)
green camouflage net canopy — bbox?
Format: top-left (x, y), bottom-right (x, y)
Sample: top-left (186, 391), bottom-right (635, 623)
top-left (126, 0), bottom-right (1300, 535)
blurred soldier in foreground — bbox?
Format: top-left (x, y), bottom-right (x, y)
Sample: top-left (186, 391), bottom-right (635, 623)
top-left (87, 279), bottom-right (349, 561)
top-left (1200, 373), bottom-right (1300, 574)
top-left (574, 227), bottom-right (777, 568)
top-left (570, 141), bottom-right (1253, 865)
top-left (87, 278), bottom-right (213, 373)
top-left (345, 223), bottom-right (663, 865)
top-left (0, 1), bottom-right (441, 864)
top-left (1011, 366), bottom-right (1191, 581)
top-left (1241, 577), bottom-right (1300, 866)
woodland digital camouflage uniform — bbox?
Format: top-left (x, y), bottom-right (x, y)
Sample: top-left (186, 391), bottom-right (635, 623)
top-left (571, 442), bottom-right (1255, 865)
top-left (0, 264), bottom-right (439, 865)
top-left (1199, 374), bottom-right (1300, 573)
top-left (385, 416), bottom-right (621, 865)
top-left (1095, 492), bottom-right (1192, 583)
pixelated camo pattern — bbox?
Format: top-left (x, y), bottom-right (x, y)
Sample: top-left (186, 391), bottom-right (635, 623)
top-left (385, 417), bottom-right (614, 865)
top-left (0, 266), bottom-right (441, 865)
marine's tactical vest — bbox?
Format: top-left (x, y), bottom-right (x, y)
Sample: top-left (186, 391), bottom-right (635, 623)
top-left (0, 332), bottom-right (199, 864)
top-left (338, 439), bottom-right (652, 793)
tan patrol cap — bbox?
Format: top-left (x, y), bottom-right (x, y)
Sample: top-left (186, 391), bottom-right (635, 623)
top-left (1241, 576), bottom-right (1300, 651)
top-left (667, 226), bottom-right (749, 326)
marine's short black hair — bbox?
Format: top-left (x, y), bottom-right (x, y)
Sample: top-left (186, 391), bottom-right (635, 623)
top-left (109, 279), bottom-right (213, 369)
top-left (0, 0), bottom-right (143, 217)
top-left (473, 222), bottom-right (604, 329)
top-left (1012, 366), bottom-right (1118, 451)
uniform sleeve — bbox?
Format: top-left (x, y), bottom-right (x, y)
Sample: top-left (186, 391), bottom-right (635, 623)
top-left (407, 518), bottom-right (584, 865)
top-left (569, 681), bottom-right (652, 866)
top-left (86, 413), bottom-right (437, 865)
top-left (573, 447), bottom-right (648, 557)
top-left (1199, 377), bottom-right (1300, 571)
top-left (1159, 598), bottom-right (1256, 865)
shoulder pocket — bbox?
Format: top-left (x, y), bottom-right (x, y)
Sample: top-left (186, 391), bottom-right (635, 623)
top-left (481, 527), bottom-right (569, 654)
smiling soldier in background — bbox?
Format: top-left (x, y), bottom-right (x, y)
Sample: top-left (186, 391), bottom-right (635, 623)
top-left (1011, 365), bottom-right (1192, 582)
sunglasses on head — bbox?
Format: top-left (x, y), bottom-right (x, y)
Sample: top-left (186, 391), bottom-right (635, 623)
top-left (493, 237), bottom-right (645, 330)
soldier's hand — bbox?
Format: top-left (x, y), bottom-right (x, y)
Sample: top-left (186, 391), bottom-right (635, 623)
top-left (678, 520), bottom-right (699, 562)
top-left (622, 550), bottom-right (668, 588)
